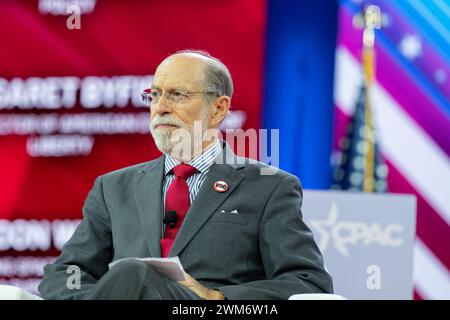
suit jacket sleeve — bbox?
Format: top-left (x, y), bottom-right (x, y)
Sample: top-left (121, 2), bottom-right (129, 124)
top-left (217, 174), bottom-right (333, 300)
top-left (38, 176), bottom-right (113, 299)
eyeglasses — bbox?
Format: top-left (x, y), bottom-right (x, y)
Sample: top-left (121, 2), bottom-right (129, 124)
top-left (140, 88), bottom-right (218, 106)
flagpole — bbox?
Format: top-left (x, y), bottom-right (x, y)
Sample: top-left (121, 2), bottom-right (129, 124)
top-left (355, 5), bottom-right (382, 192)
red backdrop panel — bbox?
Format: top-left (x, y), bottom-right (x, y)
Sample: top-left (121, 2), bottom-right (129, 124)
top-left (0, 0), bottom-right (266, 293)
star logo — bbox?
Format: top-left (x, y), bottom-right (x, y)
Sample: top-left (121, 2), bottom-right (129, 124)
top-left (309, 202), bottom-right (404, 257)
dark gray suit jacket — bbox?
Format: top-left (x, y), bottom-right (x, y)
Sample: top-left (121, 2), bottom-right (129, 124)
top-left (39, 144), bottom-right (333, 299)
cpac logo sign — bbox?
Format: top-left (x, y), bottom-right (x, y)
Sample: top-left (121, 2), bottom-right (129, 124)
top-left (309, 202), bottom-right (404, 257)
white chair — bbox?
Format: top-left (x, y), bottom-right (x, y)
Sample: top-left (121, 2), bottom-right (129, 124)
top-left (0, 285), bottom-right (43, 300)
top-left (289, 293), bottom-right (347, 300)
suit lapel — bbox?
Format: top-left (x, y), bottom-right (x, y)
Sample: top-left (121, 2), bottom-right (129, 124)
top-left (169, 145), bottom-right (245, 257)
top-left (134, 156), bottom-right (165, 257)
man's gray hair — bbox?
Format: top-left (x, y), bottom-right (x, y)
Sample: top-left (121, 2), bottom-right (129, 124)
top-left (171, 49), bottom-right (233, 101)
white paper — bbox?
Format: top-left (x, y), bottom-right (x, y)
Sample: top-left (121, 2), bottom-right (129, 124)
top-left (108, 256), bottom-right (187, 281)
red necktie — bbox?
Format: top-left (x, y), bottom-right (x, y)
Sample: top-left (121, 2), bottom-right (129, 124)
top-left (160, 164), bottom-right (197, 257)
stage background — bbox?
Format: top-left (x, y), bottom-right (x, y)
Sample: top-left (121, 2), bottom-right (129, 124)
top-left (0, 0), bottom-right (449, 299)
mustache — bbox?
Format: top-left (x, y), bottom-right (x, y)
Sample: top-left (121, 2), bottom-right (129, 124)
top-left (150, 115), bottom-right (185, 130)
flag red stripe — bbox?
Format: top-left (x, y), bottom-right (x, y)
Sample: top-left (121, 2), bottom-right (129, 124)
top-left (386, 160), bottom-right (450, 271)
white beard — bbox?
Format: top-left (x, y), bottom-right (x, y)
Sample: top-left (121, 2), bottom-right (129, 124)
top-left (150, 108), bottom-right (209, 162)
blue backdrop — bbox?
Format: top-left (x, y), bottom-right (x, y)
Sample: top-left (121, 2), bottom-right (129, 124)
top-left (263, 0), bottom-right (338, 189)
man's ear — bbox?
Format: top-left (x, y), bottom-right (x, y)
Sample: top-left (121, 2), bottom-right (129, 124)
top-left (210, 96), bottom-right (230, 127)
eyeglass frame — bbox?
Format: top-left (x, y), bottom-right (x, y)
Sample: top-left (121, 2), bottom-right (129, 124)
top-left (140, 88), bottom-right (219, 106)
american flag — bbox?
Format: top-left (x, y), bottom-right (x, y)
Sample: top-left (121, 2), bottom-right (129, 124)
top-left (333, 0), bottom-right (450, 299)
top-left (332, 85), bottom-right (389, 192)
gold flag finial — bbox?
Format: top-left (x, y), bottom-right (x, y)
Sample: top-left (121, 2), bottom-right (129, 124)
top-left (353, 5), bottom-right (387, 49)
top-left (362, 5), bottom-right (382, 48)
top-left (353, 4), bottom-right (387, 85)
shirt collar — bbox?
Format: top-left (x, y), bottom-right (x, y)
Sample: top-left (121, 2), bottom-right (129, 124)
top-left (164, 139), bottom-right (222, 175)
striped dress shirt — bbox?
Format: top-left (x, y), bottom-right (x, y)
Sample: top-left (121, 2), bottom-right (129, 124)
top-left (162, 139), bottom-right (222, 209)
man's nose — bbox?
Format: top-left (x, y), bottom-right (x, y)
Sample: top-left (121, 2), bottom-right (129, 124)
top-left (152, 95), bottom-right (173, 115)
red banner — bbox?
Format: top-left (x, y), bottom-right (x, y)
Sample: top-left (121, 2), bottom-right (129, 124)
top-left (0, 0), bottom-right (266, 294)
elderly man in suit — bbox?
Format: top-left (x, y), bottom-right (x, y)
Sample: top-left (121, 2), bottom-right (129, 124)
top-left (38, 50), bottom-right (333, 300)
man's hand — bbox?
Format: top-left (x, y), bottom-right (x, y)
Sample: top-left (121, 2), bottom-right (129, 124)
top-left (178, 273), bottom-right (226, 300)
